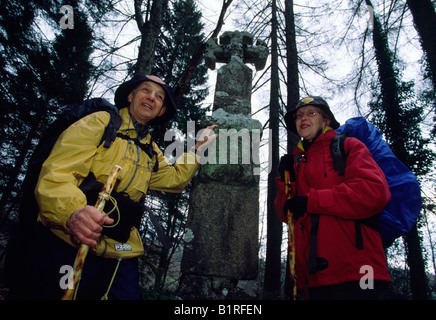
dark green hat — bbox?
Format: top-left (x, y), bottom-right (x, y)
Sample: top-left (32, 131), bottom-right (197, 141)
top-left (114, 74), bottom-right (177, 125)
top-left (284, 96), bottom-right (340, 135)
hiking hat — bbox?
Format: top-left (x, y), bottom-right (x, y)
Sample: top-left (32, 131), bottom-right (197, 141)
top-left (284, 96), bottom-right (340, 135)
top-left (114, 74), bottom-right (177, 125)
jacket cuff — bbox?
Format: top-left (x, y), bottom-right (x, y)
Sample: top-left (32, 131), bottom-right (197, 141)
top-left (38, 202), bottom-right (84, 234)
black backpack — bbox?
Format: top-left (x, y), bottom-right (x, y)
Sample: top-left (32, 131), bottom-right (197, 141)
top-left (19, 98), bottom-right (123, 237)
top-left (12, 97), bottom-right (161, 239)
top-left (5, 98), bottom-right (171, 298)
top-left (5, 98), bottom-right (123, 297)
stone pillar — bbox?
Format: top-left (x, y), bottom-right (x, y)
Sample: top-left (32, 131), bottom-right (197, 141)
top-left (178, 31), bottom-right (268, 299)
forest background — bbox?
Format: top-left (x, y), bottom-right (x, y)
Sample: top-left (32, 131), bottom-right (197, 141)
top-left (0, 0), bottom-right (435, 300)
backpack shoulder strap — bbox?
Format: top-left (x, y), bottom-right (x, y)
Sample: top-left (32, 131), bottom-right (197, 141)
top-left (77, 98), bottom-right (121, 149)
top-left (330, 131), bottom-right (382, 249)
top-left (100, 109), bottom-right (122, 148)
top-left (330, 133), bottom-right (348, 176)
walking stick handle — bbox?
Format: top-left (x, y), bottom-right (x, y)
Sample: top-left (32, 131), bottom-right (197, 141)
top-left (61, 165), bottom-right (122, 300)
top-left (284, 169), bottom-right (297, 300)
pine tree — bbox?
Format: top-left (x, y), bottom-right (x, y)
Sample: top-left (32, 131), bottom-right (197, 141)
top-left (0, 0), bottom-right (113, 219)
top-left (0, 2), bottom-right (113, 220)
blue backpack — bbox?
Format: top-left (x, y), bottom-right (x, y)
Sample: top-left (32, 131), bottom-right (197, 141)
top-left (332, 117), bottom-right (422, 247)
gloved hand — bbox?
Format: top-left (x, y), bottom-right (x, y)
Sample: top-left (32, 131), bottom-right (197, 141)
top-left (284, 196), bottom-right (308, 219)
top-left (278, 154), bottom-right (295, 181)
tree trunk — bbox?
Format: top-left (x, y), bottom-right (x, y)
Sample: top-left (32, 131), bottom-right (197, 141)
top-left (404, 225), bottom-right (431, 300)
top-left (263, 0), bottom-right (283, 300)
top-left (134, 0), bottom-right (169, 74)
top-left (406, 0), bottom-right (436, 90)
top-left (283, 0), bottom-right (300, 299)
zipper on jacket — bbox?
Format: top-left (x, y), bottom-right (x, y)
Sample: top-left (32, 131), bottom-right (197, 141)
top-left (120, 141), bottom-right (140, 193)
top-left (296, 153), bottom-right (306, 172)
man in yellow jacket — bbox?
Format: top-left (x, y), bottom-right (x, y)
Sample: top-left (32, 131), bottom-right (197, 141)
top-left (31, 74), bottom-right (216, 299)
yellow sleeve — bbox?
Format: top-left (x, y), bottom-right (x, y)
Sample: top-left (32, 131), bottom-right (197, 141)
top-left (35, 111), bottom-right (111, 231)
top-left (148, 145), bottom-right (200, 193)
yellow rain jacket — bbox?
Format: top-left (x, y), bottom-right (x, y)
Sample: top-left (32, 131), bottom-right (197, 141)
top-left (35, 107), bottom-right (200, 259)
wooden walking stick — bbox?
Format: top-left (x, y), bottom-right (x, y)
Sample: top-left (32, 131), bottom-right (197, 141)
top-left (284, 169), bottom-right (297, 300)
top-left (61, 165), bottom-right (122, 300)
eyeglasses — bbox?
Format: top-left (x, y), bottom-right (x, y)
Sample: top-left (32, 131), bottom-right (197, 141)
top-left (293, 110), bottom-right (319, 120)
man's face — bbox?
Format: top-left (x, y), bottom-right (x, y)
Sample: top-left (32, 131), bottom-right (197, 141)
top-left (128, 81), bottom-right (167, 125)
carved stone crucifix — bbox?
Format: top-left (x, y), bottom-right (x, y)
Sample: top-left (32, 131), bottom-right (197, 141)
top-left (204, 30), bottom-right (268, 71)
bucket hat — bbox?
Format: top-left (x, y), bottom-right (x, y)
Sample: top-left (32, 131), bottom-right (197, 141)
top-left (114, 74), bottom-right (177, 125)
top-left (284, 96), bottom-right (340, 135)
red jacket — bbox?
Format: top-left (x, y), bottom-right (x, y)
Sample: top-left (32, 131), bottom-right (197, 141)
top-left (275, 129), bottom-right (392, 289)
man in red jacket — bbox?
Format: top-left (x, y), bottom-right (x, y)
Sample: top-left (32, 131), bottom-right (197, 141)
top-left (275, 96), bottom-right (391, 300)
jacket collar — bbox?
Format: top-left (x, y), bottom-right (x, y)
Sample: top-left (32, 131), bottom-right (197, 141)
top-left (296, 126), bottom-right (334, 152)
top-left (118, 107), bottom-right (152, 144)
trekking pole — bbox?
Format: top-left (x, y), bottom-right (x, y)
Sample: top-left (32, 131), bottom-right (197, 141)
top-left (284, 169), bottom-right (297, 300)
top-left (61, 165), bottom-right (122, 300)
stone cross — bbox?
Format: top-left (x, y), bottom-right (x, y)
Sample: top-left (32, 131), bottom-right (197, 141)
top-left (178, 31), bottom-right (268, 299)
top-left (205, 30), bottom-right (268, 116)
top-left (204, 30), bottom-right (268, 71)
